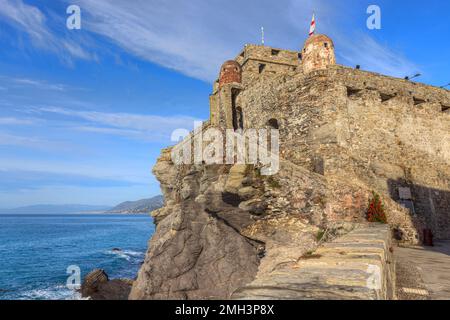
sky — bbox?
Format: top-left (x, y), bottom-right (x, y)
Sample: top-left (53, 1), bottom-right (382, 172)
top-left (0, 0), bottom-right (449, 207)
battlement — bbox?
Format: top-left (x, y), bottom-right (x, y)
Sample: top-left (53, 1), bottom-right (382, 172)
top-left (331, 66), bottom-right (450, 106)
top-left (235, 44), bottom-right (301, 68)
top-left (212, 45), bottom-right (302, 92)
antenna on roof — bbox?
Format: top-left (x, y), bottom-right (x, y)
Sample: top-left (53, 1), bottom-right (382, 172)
top-left (261, 27), bottom-right (265, 46)
top-left (404, 73), bottom-right (421, 81)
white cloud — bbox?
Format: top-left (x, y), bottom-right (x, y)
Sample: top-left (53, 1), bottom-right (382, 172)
top-left (12, 78), bottom-right (68, 91)
top-left (0, 75), bottom-right (75, 91)
top-left (0, 157), bottom-right (151, 185)
top-left (0, 117), bottom-right (37, 125)
top-left (335, 33), bottom-right (421, 79)
top-left (72, 0), bottom-right (419, 82)
top-left (38, 106), bottom-right (201, 142)
top-left (0, 133), bottom-right (41, 148)
top-left (0, 132), bottom-right (72, 151)
top-left (72, 0), bottom-right (320, 81)
top-left (0, 0), bottom-right (95, 63)
top-left (0, 0), bottom-right (420, 81)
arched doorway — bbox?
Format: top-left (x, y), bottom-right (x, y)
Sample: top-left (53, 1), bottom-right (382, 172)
top-left (267, 118), bottom-right (279, 130)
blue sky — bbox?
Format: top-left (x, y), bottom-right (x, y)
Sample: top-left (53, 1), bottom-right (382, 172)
top-left (0, 0), bottom-right (449, 207)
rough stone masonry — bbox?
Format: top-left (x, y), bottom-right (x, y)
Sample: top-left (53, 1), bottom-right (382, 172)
top-left (129, 34), bottom-right (449, 300)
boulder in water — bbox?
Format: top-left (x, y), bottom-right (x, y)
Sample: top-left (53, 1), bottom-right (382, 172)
top-left (81, 269), bottom-right (133, 300)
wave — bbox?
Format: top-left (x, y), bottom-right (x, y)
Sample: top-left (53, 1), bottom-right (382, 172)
top-left (17, 285), bottom-right (88, 300)
top-left (105, 249), bottom-right (145, 261)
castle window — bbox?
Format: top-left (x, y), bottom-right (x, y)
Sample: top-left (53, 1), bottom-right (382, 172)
top-left (298, 53), bottom-right (302, 60)
top-left (324, 42), bottom-right (328, 48)
top-left (258, 64), bottom-right (266, 74)
top-left (232, 107), bottom-right (244, 131)
top-left (267, 118), bottom-right (279, 130)
top-left (347, 87), bottom-right (361, 97)
top-left (231, 89), bottom-right (243, 131)
top-left (271, 49), bottom-right (280, 56)
top-left (442, 104), bottom-right (450, 113)
top-left (413, 97), bottom-right (426, 106)
top-left (380, 93), bottom-right (395, 102)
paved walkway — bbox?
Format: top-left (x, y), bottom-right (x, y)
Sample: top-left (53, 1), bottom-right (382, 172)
top-left (395, 241), bottom-right (450, 300)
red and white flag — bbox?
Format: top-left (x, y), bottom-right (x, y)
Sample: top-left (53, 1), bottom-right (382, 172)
top-left (309, 13), bottom-right (316, 36)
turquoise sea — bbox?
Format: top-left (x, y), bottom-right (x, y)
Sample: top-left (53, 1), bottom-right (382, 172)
top-left (0, 214), bottom-right (154, 300)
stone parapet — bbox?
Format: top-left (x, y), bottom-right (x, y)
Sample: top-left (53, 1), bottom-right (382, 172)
top-left (232, 224), bottom-right (395, 300)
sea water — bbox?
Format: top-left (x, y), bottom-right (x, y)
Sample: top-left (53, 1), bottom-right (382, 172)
top-left (0, 214), bottom-right (154, 300)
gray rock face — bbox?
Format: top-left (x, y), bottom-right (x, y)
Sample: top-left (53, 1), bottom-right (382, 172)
top-left (129, 200), bottom-right (260, 299)
top-left (130, 143), bottom-right (408, 300)
top-left (130, 159), bottom-right (262, 300)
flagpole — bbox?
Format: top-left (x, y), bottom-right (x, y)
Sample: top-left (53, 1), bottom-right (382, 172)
top-left (309, 12), bottom-right (316, 37)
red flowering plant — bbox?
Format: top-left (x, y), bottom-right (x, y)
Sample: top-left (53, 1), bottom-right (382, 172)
top-left (366, 192), bottom-right (387, 224)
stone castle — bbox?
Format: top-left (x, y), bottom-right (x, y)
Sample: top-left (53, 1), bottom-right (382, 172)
top-left (129, 34), bottom-right (450, 300)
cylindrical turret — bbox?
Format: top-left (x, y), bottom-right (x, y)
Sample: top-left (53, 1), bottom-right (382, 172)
top-left (218, 60), bottom-right (242, 89)
top-left (301, 34), bottom-right (335, 74)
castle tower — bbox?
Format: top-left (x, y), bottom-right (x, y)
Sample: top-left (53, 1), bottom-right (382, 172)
top-left (301, 34), bottom-right (336, 74)
top-left (210, 60), bottom-right (243, 129)
top-left (218, 60), bottom-right (242, 89)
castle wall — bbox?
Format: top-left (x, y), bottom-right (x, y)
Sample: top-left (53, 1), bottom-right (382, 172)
top-left (234, 65), bottom-right (450, 241)
top-left (234, 45), bottom-right (301, 87)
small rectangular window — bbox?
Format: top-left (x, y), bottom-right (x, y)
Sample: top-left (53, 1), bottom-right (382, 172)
top-left (271, 49), bottom-right (280, 56)
top-left (442, 104), bottom-right (450, 113)
top-left (258, 64), bottom-right (266, 74)
top-left (413, 97), bottom-right (426, 106)
top-left (347, 87), bottom-right (361, 97)
top-left (380, 93), bottom-right (395, 102)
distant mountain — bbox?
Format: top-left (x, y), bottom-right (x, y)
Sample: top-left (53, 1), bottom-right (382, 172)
top-left (108, 195), bottom-right (164, 214)
top-left (0, 204), bottom-right (112, 215)
top-left (0, 196), bottom-right (165, 215)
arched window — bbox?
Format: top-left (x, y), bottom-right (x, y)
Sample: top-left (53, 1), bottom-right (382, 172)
top-left (267, 118), bottom-right (279, 130)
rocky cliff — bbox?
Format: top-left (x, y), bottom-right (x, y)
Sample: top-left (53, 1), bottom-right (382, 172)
top-left (129, 146), bottom-right (407, 300)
